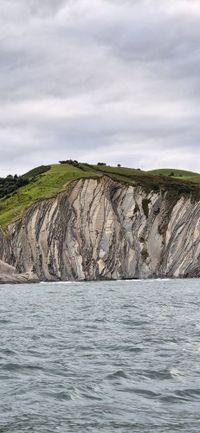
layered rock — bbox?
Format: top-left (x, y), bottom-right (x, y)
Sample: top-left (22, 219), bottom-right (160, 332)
top-left (0, 176), bottom-right (199, 282)
top-left (0, 259), bottom-right (38, 284)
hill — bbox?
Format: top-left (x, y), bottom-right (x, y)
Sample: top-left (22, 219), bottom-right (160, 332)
top-left (148, 168), bottom-right (200, 183)
top-left (0, 161), bottom-right (199, 227)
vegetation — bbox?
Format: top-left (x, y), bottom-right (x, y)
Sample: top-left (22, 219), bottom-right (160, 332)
top-left (0, 175), bottom-right (29, 199)
top-left (148, 168), bottom-right (200, 184)
top-left (22, 165), bottom-right (51, 180)
top-left (0, 163), bottom-right (100, 227)
top-left (59, 159), bottom-right (79, 166)
top-left (0, 161), bottom-right (199, 228)
top-left (85, 164), bottom-right (200, 193)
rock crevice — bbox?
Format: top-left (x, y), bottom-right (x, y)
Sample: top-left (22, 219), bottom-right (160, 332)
top-left (0, 177), bottom-right (199, 282)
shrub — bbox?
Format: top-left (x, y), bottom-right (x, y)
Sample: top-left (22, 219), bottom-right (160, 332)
top-left (59, 160), bottom-right (79, 167)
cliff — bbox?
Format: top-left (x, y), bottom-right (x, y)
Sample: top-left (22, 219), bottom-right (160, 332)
top-left (0, 176), bottom-right (199, 282)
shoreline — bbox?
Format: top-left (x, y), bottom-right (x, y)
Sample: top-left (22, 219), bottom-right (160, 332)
top-left (0, 276), bottom-right (198, 285)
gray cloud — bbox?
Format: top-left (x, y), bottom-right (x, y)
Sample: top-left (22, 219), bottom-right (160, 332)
top-left (0, 0), bottom-right (199, 175)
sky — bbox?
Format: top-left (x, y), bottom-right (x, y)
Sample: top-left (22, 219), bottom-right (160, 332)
top-left (0, 0), bottom-right (199, 176)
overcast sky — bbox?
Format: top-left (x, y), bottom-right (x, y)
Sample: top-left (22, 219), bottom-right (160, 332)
top-left (0, 0), bottom-right (199, 176)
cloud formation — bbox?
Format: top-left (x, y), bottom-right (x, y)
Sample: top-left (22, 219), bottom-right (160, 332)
top-left (0, 0), bottom-right (199, 175)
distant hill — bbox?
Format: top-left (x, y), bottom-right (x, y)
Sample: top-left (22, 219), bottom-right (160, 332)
top-left (0, 161), bottom-right (199, 227)
top-left (148, 168), bottom-right (200, 183)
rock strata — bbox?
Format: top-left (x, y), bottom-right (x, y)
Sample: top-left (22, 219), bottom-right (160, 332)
top-left (0, 177), bottom-right (199, 282)
top-left (0, 259), bottom-right (38, 284)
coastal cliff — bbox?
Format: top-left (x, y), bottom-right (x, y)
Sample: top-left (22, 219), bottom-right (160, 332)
top-left (0, 176), bottom-right (199, 282)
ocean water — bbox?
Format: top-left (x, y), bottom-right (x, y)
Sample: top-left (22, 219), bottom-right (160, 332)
top-left (0, 279), bottom-right (200, 433)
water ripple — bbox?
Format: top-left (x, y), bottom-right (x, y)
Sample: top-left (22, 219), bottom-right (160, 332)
top-left (0, 279), bottom-right (200, 432)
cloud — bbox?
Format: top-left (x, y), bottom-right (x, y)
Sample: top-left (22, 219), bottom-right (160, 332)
top-left (0, 0), bottom-right (199, 175)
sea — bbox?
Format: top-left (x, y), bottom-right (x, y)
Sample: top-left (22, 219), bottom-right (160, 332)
top-left (0, 279), bottom-right (200, 433)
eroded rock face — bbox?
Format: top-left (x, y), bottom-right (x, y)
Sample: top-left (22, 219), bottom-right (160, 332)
top-left (0, 177), bottom-right (199, 281)
top-left (0, 259), bottom-right (38, 284)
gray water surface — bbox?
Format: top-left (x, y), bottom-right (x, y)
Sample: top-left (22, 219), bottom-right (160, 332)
top-left (0, 279), bottom-right (200, 432)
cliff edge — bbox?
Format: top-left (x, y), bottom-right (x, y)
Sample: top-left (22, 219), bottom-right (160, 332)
top-left (0, 176), bottom-right (199, 282)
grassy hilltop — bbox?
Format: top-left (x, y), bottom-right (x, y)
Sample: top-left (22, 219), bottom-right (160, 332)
top-left (0, 161), bottom-right (199, 227)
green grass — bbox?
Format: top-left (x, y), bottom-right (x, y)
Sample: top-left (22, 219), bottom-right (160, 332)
top-left (0, 163), bottom-right (199, 228)
top-left (148, 168), bottom-right (200, 183)
top-left (87, 164), bottom-right (200, 191)
top-left (0, 164), bottom-right (101, 227)
top-left (83, 164), bottom-right (148, 185)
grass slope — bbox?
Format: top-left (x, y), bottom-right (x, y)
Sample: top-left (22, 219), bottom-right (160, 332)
top-left (148, 168), bottom-right (200, 183)
top-left (85, 164), bottom-right (200, 190)
top-left (0, 163), bottom-right (199, 228)
top-left (0, 164), bottom-right (101, 227)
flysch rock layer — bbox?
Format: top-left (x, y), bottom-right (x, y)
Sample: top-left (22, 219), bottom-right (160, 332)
top-left (0, 259), bottom-right (38, 284)
top-left (0, 176), bottom-right (199, 283)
